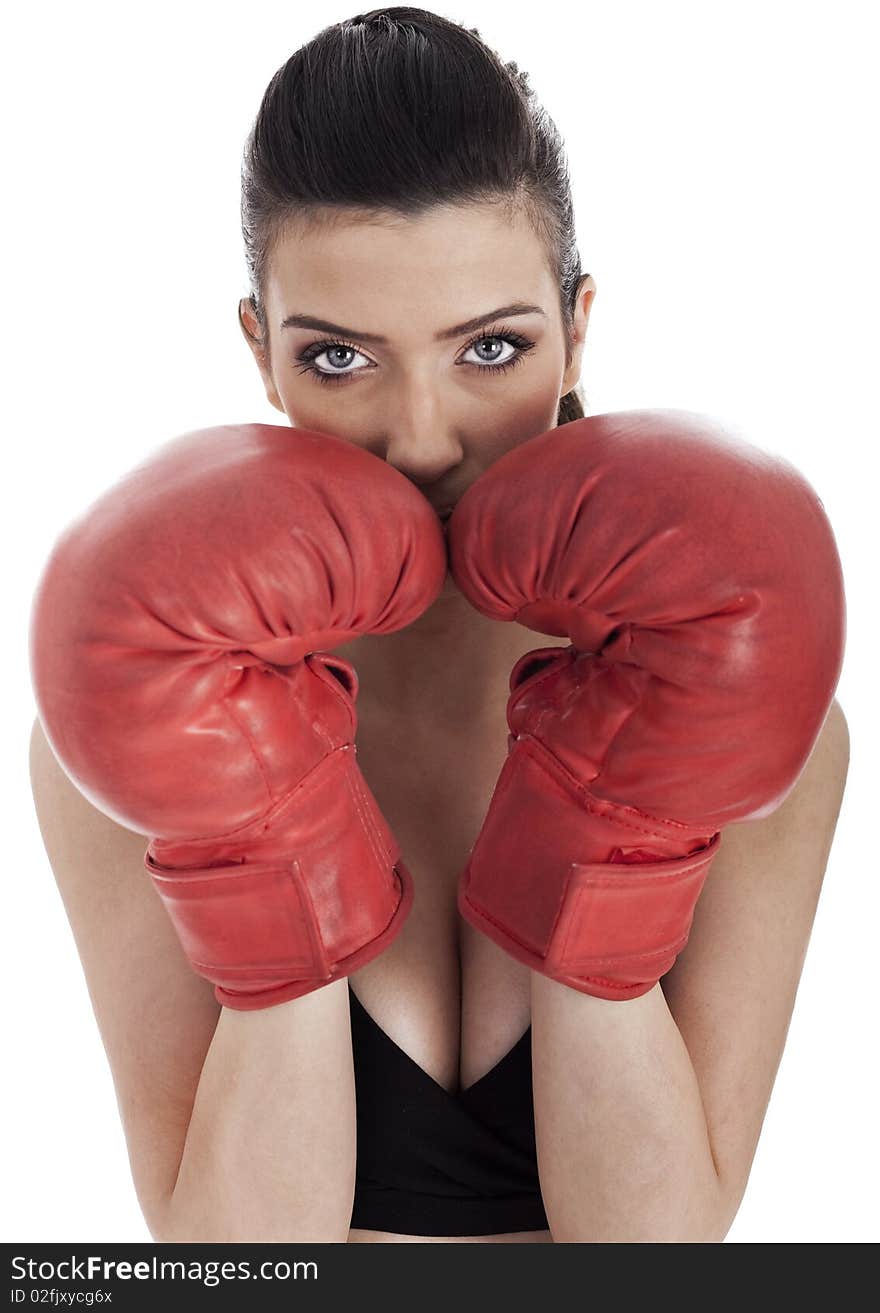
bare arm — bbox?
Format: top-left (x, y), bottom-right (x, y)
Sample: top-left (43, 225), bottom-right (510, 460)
top-left (29, 718), bottom-right (356, 1243)
top-left (531, 699), bottom-right (850, 1243)
top-left (161, 981), bottom-right (356, 1243)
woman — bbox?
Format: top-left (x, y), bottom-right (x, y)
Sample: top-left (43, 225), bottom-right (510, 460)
top-left (28, 7), bottom-right (849, 1244)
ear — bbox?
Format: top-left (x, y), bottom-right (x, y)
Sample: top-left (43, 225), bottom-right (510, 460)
top-left (238, 297), bottom-right (285, 414)
top-left (560, 274), bottom-right (597, 397)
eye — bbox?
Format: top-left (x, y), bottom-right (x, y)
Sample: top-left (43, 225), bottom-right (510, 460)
top-left (293, 339), bottom-right (372, 384)
top-left (458, 327), bottom-right (536, 377)
top-left (292, 324), bottom-right (536, 387)
top-left (461, 335), bottom-right (519, 368)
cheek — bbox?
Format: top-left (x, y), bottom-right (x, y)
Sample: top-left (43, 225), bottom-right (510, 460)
top-left (276, 387), bottom-right (366, 445)
top-left (270, 369), bottom-right (331, 435)
top-left (515, 367), bottom-right (566, 434)
top-left (276, 362), bottom-right (561, 447)
top-left (480, 354), bottom-right (566, 445)
top-left (479, 393), bottom-right (563, 465)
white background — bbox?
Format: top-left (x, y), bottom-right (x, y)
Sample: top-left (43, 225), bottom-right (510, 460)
top-left (3, 0), bottom-right (877, 1243)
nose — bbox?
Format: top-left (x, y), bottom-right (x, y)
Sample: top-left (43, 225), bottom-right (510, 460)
top-left (367, 371), bottom-right (466, 485)
top-left (382, 425), bottom-right (465, 487)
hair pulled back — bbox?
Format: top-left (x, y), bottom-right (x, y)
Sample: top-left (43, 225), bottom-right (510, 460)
top-left (241, 7), bottom-right (587, 422)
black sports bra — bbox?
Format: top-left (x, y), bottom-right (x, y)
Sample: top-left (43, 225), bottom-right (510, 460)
top-left (347, 985), bottom-right (549, 1237)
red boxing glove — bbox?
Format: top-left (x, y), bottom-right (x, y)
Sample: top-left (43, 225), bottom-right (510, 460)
top-left (30, 424), bottom-right (446, 1010)
top-left (448, 410), bottom-right (845, 1001)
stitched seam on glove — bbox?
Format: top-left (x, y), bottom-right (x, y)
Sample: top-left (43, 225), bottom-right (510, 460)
top-left (340, 752), bottom-right (398, 874)
top-left (556, 926), bottom-right (690, 972)
top-left (579, 976), bottom-right (653, 996)
top-left (566, 854), bottom-right (715, 885)
top-left (517, 732), bottom-right (701, 841)
top-left (148, 743), bottom-right (365, 856)
top-left (218, 676), bottom-right (276, 808)
top-left (461, 886), bottom-right (684, 976)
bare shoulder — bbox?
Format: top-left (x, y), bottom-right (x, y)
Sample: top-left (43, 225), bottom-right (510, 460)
top-left (28, 718), bottom-right (221, 1236)
top-left (772, 696), bottom-right (849, 819)
top-left (660, 697), bottom-right (849, 1226)
top-left (821, 695), bottom-right (850, 761)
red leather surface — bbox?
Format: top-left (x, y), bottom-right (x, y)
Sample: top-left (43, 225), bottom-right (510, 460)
top-left (30, 423), bottom-right (447, 1009)
top-left (448, 411), bottom-right (846, 999)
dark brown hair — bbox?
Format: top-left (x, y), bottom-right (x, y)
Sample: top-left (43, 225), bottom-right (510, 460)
top-left (240, 6), bottom-right (588, 423)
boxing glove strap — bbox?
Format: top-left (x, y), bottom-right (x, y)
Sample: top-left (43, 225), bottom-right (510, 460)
top-left (458, 733), bottom-right (721, 1000)
top-left (544, 834), bottom-right (720, 989)
top-left (145, 744), bottom-right (413, 1010)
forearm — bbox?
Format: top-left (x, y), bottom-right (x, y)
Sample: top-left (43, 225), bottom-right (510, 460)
top-left (530, 972), bottom-right (724, 1243)
top-left (159, 978), bottom-right (356, 1242)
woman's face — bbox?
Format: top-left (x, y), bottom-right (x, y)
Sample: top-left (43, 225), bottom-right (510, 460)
top-left (239, 201), bottom-right (595, 515)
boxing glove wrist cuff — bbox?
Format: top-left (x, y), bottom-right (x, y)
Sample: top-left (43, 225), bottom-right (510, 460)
top-left (459, 837), bottom-right (719, 1001)
top-left (458, 732), bottom-right (720, 1001)
top-left (145, 743), bottom-right (413, 1010)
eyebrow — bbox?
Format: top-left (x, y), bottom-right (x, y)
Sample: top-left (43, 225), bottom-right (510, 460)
top-left (279, 302), bottom-right (547, 343)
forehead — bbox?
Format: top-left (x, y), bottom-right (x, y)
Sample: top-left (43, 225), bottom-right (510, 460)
top-left (263, 201), bottom-right (556, 330)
